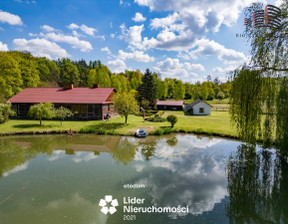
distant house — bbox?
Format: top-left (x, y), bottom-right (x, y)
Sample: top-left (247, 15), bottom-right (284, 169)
top-left (156, 101), bottom-right (183, 111)
top-left (7, 84), bottom-right (116, 120)
top-left (184, 99), bottom-right (212, 115)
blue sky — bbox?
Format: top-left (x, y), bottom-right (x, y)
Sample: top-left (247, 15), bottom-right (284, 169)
top-left (0, 0), bottom-right (281, 83)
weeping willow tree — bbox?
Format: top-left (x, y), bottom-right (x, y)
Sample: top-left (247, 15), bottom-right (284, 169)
top-left (230, 68), bottom-right (277, 146)
top-left (230, 2), bottom-right (288, 150)
top-left (276, 77), bottom-right (288, 151)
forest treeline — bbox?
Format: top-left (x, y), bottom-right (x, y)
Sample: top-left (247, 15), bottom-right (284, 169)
top-left (0, 51), bottom-right (231, 103)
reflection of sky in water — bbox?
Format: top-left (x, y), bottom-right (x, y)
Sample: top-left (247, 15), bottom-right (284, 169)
top-left (3, 161), bottom-right (29, 177)
top-left (131, 135), bottom-right (228, 216)
top-left (0, 134), bottom-right (268, 223)
top-left (0, 192), bottom-right (108, 224)
top-left (48, 150), bottom-right (99, 163)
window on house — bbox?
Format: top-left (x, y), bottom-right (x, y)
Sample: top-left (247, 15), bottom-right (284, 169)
top-left (199, 107), bottom-right (204, 113)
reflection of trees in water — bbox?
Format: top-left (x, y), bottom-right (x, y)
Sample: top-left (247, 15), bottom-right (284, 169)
top-left (111, 137), bottom-right (138, 166)
top-left (140, 141), bottom-right (156, 161)
top-left (226, 144), bottom-right (288, 223)
top-left (0, 137), bottom-right (55, 178)
top-left (166, 136), bottom-right (178, 147)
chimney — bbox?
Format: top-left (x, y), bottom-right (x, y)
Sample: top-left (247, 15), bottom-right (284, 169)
top-left (63, 84), bottom-right (74, 90)
top-left (93, 84), bottom-right (100, 88)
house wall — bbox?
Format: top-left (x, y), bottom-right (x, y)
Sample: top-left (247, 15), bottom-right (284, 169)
top-left (192, 102), bottom-right (211, 115)
top-left (102, 104), bottom-right (115, 119)
top-left (157, 105), bottom-right (183, 111)
top-left (12, 103), bottom-right (108, 120)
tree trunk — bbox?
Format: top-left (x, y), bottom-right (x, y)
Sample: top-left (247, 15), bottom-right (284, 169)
top-left (40, 117), bottom-right (42, 126)
top-left (125, 115), bottom-right (128, 124)
top-left (60, 120), bottom-right (62, 126)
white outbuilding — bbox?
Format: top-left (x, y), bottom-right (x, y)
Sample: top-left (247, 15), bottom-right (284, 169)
top-left (184, 99), bottom-right (212, 115)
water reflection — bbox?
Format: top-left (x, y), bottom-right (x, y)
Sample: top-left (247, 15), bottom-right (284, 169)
top-left (111, 137), bottom-right (137, 165)
top-left (226, 144), bottom-right (288, 223)
top-left (133, 135), bottom-right (228, 218)
top-left (1, 134), bottom-right (288, 223)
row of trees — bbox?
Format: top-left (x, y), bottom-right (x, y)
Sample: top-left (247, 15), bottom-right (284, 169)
top-left (28, 103), bottom-right (73, 126)
top-left (0, 51), bottom-right (231, 103)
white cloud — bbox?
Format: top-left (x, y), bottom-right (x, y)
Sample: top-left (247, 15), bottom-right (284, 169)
top-left (72, 30), bottom-right (83, 37)
top-left (110, 33), bottom-right (115, 38)
top-left (120, 0), bottom-right (130, 6)
top-left (41, 32), bottom-right (93, 52)
top-left (14, 0), bottom-right (36, 3)
top-left (0, 10), bottom-right (23, 25)
top-left (40, 25), bottom-right (55, 32)
top-left (29, 32), bottom-right (38, 37)
top-left (177, 51), bottom-right (190, 60)
top-left (120, 24), bottom-right (144, 49)
top-left (13, 38), bottom-right (70, 59)
top-left (132, 0), bottom-right (266, 51)
top-left (67, 23), bottom-right (79, 30)
top-left (132, 13), bottom-right (146, 22)
top-left (96, 35), bottom-right (105, 40)
top-left (0, 41), bottom-right (8, 51)
top-left (189, 38), bottom-right (248, 64)
top-left (107, 59), bottom-right (127, 73)
top-left (101, 47), bottom-right (112, 55)
top-left (275, 0), bottom-right (283, 7)
top-left (67, 23), bottom-right (96, 36)
top-left (80, 24), bottom-right (96, 36)
top-left (212, 65), bottom-right (239, 73)
top-left (118, 50), bottom-right (154, 62)
top-left (154, 58), bottom-right (204, 79)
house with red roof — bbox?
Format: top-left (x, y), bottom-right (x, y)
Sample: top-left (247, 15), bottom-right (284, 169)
top-left (7, 84), bottom-right (116, 120)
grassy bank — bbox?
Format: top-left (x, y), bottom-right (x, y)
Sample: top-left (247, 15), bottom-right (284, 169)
top-left (0, 111), bottom-right (237, 138)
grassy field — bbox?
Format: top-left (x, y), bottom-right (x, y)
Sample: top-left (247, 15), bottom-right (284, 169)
top-left (0, 111), bottom-right (237, 138)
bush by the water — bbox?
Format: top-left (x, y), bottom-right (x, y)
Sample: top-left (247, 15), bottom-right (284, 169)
top-left (153, 127), bottom-right (176, 135)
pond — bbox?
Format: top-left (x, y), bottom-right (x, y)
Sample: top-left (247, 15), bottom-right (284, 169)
top-left (0, 134), bottom-right (287, 224)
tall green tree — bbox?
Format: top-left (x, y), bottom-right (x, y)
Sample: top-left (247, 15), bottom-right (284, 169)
top-left (111, 75), bottom-right (122, 92)
top-left (87, 69), bottom-right (97, 87)
top-left (0, 52), bottom-right (23, 99)
top-left (229, 2), bottom-right (288, 149)
top-left (57, 59), bottom-right (80, 86)
top-left (28, 102), bottom-right (54, 126)
top-left (112, 92), bottom-right (138, 124)
top-left (53, 106), bottom-right (73, 126)
top-left (137, 69), bottom-right (157, 108)
top-left (174, 80), bottom-right (185, 100)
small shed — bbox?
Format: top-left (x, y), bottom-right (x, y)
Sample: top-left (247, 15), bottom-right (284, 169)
top-left (156, 101), bottom-right (183, 111)
top-left (184, 99), bottom-right (212, 115)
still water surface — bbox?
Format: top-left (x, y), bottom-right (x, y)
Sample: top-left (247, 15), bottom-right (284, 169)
top-left (0, 134), bottom-right (287, 224)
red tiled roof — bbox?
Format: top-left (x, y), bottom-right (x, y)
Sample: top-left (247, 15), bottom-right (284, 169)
top-left (156, 100), bottom-right (184, 106)
top-left (7, 87), bottom-right (116, 104)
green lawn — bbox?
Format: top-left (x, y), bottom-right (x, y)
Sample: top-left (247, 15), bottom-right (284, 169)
top-left (0, 111), bottom-right (237, 138)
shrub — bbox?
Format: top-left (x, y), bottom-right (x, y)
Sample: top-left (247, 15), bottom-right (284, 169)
top-left (0, 102), bottom-right (15, 124)
top-left (146, 116), bottom-right (166, 122)
top-left (153, 129), bottom-right (164, 135)
top-left (166, 115), bottom-right (178, 128)
top-left (156, 110), bottom-right (165, 117)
